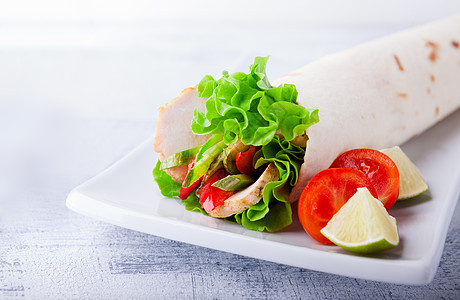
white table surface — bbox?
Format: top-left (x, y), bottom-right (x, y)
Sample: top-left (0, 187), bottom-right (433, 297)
top-left (1, 2), bottom-right (459, 298)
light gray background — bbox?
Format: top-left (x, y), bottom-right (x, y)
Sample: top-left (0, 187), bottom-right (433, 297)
top-left (1, 1), bottom-right (459, 298)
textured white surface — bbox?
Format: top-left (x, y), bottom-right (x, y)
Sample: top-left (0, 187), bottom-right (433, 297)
top-left (2, 118), bottom-right (459, 298)
top-left (1, 2), bottom-right (460, 298)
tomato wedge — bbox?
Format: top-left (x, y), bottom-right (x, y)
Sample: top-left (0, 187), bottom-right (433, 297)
top-left (329, 148), bottom-right (400, 210)
top-left (236, 146), bottom-right (261, 176)
top-left (199, 169), bottom-right (234, 213)
top-left (298, 168), bottom-right (378, 244)
top-left (179, 158), bottom-right (202, 200)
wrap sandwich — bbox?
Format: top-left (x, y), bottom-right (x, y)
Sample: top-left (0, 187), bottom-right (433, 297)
top-left (153, 16), bottom-right (460, 232)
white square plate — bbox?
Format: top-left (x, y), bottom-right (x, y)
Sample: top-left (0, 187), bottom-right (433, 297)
top-left (66, 109), bottom-right (460, 285)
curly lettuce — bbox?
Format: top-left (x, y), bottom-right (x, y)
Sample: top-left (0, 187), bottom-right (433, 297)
top-left (154, 56), bottom-right (319, 232)
top-left (229, 136), bottom-right (305, 232)
top-left (153, 161), bottom-right (207, 214)
top-left (191, 56), bottom-right (319, 146)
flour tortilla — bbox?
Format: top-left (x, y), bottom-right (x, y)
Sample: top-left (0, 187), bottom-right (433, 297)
top-left (155, 16), bottom-right (460, 204)
top-left (272, 16), bottom-right (460, 203)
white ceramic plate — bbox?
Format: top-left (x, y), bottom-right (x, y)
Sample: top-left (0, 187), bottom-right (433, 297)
top-left (66, 109), bottom-right (460, 285)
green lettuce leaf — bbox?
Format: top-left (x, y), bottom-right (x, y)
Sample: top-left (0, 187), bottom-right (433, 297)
top-left (181, 193), bottom-right (208, 215)
top-left (153, 160), bottom-right (208, 215)
top-left (228, 136), bottom-right (305, 232)
top-left (153, 160), bottom-right (181, 197)
top-left (191, 56), bottom-right (319, 146)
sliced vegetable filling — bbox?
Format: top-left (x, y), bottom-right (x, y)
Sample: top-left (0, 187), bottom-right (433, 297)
top-left (153, 56), bottom-right (319, 232)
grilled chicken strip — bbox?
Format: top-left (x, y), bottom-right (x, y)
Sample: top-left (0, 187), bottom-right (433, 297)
top-left (208, 163), bottom-right (280, 218)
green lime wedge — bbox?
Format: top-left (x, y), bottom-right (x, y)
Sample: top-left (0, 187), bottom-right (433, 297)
top-left (380, 146), bottom-right (428, 200)
top-left (320, 187), bottom-right (399, 254)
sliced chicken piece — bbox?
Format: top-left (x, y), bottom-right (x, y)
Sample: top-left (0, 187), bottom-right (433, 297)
top-left (209, 163), bottom-right (280, 218)
top-left (162, 165), bottom-right (188, 184)
top-left (154, 87), bottom-right (211, 183)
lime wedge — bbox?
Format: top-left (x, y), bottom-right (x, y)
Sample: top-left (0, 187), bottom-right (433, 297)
top-left (380, 146), bottom-right (428, 200)
top-left (320, 188), bottom-right (399, 254)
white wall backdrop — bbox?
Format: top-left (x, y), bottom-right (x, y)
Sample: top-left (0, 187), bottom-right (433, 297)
top-left (1, 0), bottom-right (459, 120)
top-left (1, 1), bottom-right (459, 24)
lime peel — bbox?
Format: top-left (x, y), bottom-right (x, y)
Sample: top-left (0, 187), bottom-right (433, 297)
top-left (380, 146), bottom-right (428, 200)
top-left (320, 187), bottom-right (399, 254)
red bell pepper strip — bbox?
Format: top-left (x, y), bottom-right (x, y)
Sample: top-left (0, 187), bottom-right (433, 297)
top-left (199, 168), bottom-right (234, 213)
top-left (179, 158), bottom-right (203, 200)
top-left (235, 146), bottom-right (261, 176)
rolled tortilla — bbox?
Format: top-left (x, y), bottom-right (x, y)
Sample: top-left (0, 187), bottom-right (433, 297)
top-left (155, 16), bottom-right (460, 204)
top-left (272, 16), bottom-right (460, 203)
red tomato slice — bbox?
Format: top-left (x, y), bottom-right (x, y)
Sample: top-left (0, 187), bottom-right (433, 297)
top-left (298, 168), bottom-right (378, 244)
top-left (329, 148), bottom-right (400, 210)
top-left (236, 146), bottom-right (261, 176)
top-left (199, 169), bottom-right (234, 213)
top-left (179, 158), bottom-right (202, 200)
